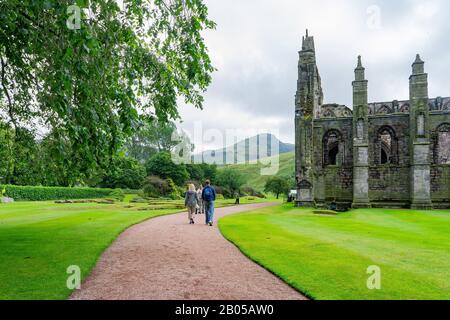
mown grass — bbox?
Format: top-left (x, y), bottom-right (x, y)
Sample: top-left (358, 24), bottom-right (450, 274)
top-left (219, 204), bottom-right (450, 300)
top-left (0, 195), bottom-right (275, 300)
top-left (0, 199), bottom-right (185, 300)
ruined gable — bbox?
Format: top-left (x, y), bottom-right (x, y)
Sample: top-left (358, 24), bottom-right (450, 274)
top-left (295, 32), bottom-right (450, 209)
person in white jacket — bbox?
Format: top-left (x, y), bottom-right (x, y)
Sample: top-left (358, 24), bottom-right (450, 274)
top-left (196, 186), bottom-right (204, 214)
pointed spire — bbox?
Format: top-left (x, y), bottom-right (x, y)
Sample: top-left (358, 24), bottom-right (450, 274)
top-left (412, 54), bottom-right (425, 75)
top-left (354, 55), bottom-right (365, 81)
top-left (301, 29), bottom-right (315, 52)
top-left (414, 54), bottom-right (424, 64)
top-left (357, 55), bottom-right (363, 68)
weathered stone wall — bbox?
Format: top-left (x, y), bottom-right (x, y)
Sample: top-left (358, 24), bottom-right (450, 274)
top-left (310, 112), bottom-right (450, 207)
top-left (313, 118), bottom-right (353, 202)
top-left (429, 113), bottom-right (450, 203)
top-left (368, 114), bottom-right (411, 203)
top-left (430, 166), bottom-right (450, 203)
top-left (295, 32), bottom-right (450, 208)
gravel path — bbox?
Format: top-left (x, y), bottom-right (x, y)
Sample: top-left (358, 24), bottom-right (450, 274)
top-left (70, 203), bottom-right (306, 300)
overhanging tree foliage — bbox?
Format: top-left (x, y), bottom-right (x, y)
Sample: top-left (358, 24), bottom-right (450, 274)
top-left (0, 0), bottom-right (215, 183)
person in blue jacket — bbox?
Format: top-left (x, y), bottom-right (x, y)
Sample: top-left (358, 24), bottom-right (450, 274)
top-left (201, 180), bottom-right (216, 226)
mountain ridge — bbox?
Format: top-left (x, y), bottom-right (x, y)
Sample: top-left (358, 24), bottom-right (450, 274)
top-left (193, 133), bottom-right (294, 165)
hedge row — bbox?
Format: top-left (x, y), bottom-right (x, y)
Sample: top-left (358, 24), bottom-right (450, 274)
top-left (0, 185), bottom-right (114, 201)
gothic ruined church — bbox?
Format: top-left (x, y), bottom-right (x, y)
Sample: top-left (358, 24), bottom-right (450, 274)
top-left (295, 31), bottom-right (450, 209)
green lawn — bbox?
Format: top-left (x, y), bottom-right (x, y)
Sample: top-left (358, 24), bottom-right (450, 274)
top-left (0, 200), bottom-right (186, 300)
top-left (219, 204), bottom-right (450, 300)
top-left (0, 195), bottom-right (274, 300)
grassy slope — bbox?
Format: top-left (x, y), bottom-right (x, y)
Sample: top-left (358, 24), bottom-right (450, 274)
top-left (0, 196), bottom-right (273, 300)
top-left (219, 204), bottom-right (450, 300)
top-left (219, 152), bottom-right (294, 191)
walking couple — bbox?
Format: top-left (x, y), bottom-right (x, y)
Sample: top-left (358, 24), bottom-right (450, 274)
top-left (184, 180), bottom-right (216, 226)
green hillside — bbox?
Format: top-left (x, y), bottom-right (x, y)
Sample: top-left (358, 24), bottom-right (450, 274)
top-left (219, 152), bottom-right (295, 191)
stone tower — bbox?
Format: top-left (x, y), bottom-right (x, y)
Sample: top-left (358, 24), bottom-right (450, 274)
top-left (352, 56), bottom-right (371, 208)
top-left (409, 55), bottom-right (433, 209)
top-left (295, 30), bottom-right (323, 206)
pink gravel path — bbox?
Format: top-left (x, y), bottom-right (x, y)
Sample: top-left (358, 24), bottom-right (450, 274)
top-left (70, 203), bottom-right (307, 300)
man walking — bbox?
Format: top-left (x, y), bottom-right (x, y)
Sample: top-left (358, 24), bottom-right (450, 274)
top-left (202, 180), bottom-right (216, 226)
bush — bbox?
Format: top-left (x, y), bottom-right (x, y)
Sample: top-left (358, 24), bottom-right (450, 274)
top-left (110, 188), bottom-right (125, 202)
top-left (143, 176), bottom-right (169, 198)
top-left (121, 189), bottom-right (142, 195)
top-left (185, 180), bottom-right (201, 189)
top-left (145, 152), bottom-right (189, 186)
top-left (213, 186), bottom-right (231, 198)
top-left (99, 157), bottom-right (146, 190)
top-left (241, 186), bottom-right (258, 197)
top-left (0, 185), bottom-right (113, 201)
top-left (142, 176), bottom-right (181, 199)
top-left (216, 194), bottom-right (225, 200)
top-left (166, 178), bottom-right (181, 200)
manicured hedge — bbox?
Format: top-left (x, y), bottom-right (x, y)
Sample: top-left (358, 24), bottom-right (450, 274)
top-left (0, 185), bottom-right (114, 201)
top-left (121, 189), bottom-right (142, 195)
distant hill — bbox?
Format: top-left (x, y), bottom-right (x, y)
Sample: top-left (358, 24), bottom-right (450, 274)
top-left (193, 133), bottom-right (294, 165)
top-left (218, 151), bottom-right (295, 192)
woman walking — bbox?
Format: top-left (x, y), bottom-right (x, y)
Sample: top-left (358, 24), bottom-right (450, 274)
top-left (185, 184), bottom-right (198, 224)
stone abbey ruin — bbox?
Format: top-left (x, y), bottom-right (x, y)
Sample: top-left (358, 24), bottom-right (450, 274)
top-left (295, 31), bottom-right (450, 209)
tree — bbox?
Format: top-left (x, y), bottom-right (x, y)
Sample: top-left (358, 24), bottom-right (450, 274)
top-left (99, 157), bottom-right (146, 190)
top-left (200, 163), bottom-right (217, 182)
top-left (0, 122), bottom-right (14, 184)
top-left (0, 124), bottom-right (41, 186)
top-left (0, 0), bottom-right (215, 179)
top-left (145, 152), bottom-right (189, 186)
top-left (34, 129), bottom-right (100, 187)
top-left (126, 119), bottom-right (193, 163)
top-left (9, 128), bottom-right (41, 186)
top-left (264, 176), bottom-right (290, 199)
top-left (186, 164), bottom-right (204, 182)
top-left (216, 168), bottom-right (245, 197)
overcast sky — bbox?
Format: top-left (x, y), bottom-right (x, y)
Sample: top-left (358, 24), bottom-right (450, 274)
top-left (177, 0), bottom-right (450, 151)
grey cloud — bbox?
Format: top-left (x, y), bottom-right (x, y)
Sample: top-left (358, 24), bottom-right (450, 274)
top-left (180, 0), bottom-right (450, 149)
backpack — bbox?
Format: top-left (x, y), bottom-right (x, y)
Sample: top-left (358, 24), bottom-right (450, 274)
top-left (203, 187), bottom-right (214, 201)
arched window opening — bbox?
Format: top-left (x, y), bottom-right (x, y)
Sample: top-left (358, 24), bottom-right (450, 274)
top-left (381, 149), bottom-right (388, 164)
top-left (434, 124), bottom-right (450, 164)
top-left (323, 130), bottom-right (343, 167)
top-left (376, 126), bottom-right (397, 165)
top-left (380, 130), bottom-right (392, 164)
top-left (328, 143), bottom-right (339, 165)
